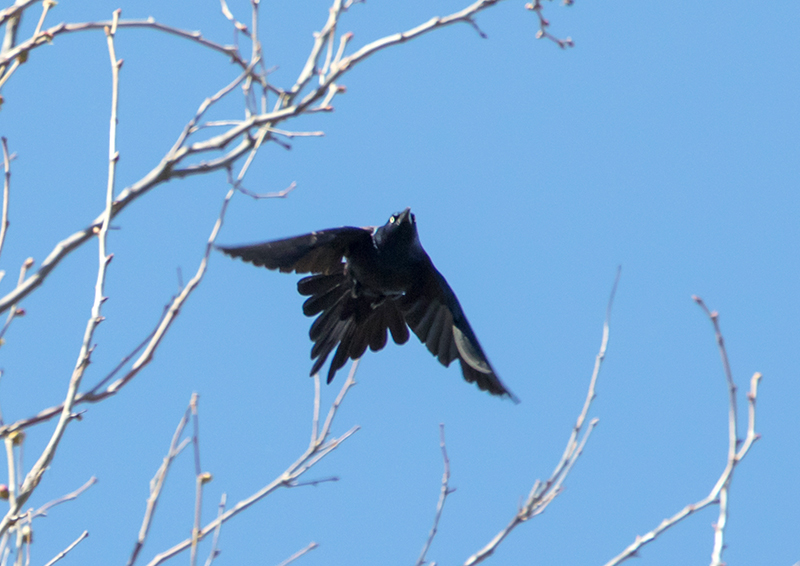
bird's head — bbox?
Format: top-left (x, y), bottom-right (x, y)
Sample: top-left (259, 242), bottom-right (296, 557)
top-left (374, 208), bottom-right (422, 255)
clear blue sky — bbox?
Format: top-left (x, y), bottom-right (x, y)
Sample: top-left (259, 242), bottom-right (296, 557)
top-left (1, 1), bottom-right (798, 565)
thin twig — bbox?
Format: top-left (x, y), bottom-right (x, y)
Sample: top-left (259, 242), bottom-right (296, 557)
top-left (601, 300), bottom-right (762, 566)
top-left (416, 424), bottom-right (454, 566)
top-left (464, 267), bottom-right (620, 565)
top-left (236, 181), bottom-right (297, 200)
top-left (0, 12), bottom-right (123, 537)
top-left (0, 20), bottom-right (259, 84)
top-left (0, 1), bottom-right (39, 29)
top-left (0, 259), bottom-right (30, 345)
top-left (0, 137), bottom-right (12, 261)
top-left (218, 0), bottom-right (249, 36)
top-left (3, 434), bottom-right (17, 510)
top-left (127, 403), bottom-right (193, 566)
top-left (275, 542), bottom-right (319, 566)
top-left (202, 494), bottom-right (226, 566)
top-left (145, 362), bottom-right (361, 566)
top-left (32, 0), bottom-right (55, 38)
top-left (32, 477), bottom-right (97, 519)
top-left (42, 530), bottom-right (88, 566)
top-left (190, 393), bottom-right (203, 566)
top-left (525, 0), bottom-right (574, 48)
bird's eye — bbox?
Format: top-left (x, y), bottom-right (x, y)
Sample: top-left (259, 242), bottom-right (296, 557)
top-left (389, 215), bottom-right (396, 224)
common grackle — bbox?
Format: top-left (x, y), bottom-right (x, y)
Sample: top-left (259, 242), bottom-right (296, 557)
top-left (218, 208), bottom-right (518, 402)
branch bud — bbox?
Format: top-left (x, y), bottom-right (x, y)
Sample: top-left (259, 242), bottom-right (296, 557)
top-left (20, 524), bottom-right (32, 544)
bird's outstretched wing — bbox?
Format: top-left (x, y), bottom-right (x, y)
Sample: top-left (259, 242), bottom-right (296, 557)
top-left (217, 227), bottom-right (372, 274)
top-left (401, 263), bottom-right (519, 403)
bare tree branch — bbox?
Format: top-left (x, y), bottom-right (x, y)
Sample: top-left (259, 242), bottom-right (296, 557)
top-left (0, 259), bottom-right (30, 346)
top-left (144, 364), bottom-right (360, 566)
top-left (464, 266), bottom-right (620, 565)
top-left (31, 477), bottom-right (97, 519)
top-left (601, 299), bottom-right (762, 566)
top-left (127, 402), bottom-right (193, 566)
top-left (275, 542), bottom-right (319, 566)
top-left (416, 423), bottom-right (454, 566)
top-left (0, 1), bottom-right (38, 29)
top-left (0, 0), bottom-right (516, 317)
top-left (0, 137), bottom-right (11, 262)
top-left (41, 530), bottom-right (88, 566)
top-left (201, 494), bottom-right (226, 566)
top-left (0, 11), bottom-right (122, 536)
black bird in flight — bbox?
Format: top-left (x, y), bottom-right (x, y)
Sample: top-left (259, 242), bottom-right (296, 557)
top-left (218, 208), bottom-right (518, 402)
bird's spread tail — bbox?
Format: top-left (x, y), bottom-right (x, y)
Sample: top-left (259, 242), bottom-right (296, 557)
top-left (298, 273), bottom-right (409, 383)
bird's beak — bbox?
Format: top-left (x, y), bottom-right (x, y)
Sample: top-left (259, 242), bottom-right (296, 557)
top-left (397, 208), bottom-right (412, 223)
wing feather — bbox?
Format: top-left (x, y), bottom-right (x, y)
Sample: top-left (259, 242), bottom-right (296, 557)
top-left (401, 262), bottom-right (519, 402)
top-left (217, 227), bottom-right (372, 275)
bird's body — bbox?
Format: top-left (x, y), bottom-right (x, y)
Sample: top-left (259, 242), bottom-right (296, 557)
top-left (218, 208), bottom-right (518, 402)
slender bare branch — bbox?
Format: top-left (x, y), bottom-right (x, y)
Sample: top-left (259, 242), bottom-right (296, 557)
top-left (190, 393), bottom-right (204, 566)
top-left (31, 0), bottom-right (54, 38)
top-left (602, 301), bottom-right (762, 566)
top-left (31, 477), bottom-right (97, 519)
top-left (0, 19), bottom-right (256, 81)
top-left (0, 137), bottom-right (11, 261)
top-left (0, 259), bottom-right (30, 346)
top-left (416, 424), bottom-right (454, 566)
top-left (3, 433), bottom-right (18, 511)
top-left (464, 267), bottom-right (620, 565)
top-left (525, 0), bottom-right (574, 48)
top-left (42, 530), bottom-right (88, 566)
top-left (145, 363), bottom-right (361, 566)
top-left (0, 1), bottom-right (39, 29)
top-left (202, 494), bottom-right (226, 566)
top-left (127, 403), bottom-right (192, 566)
top-left (275, 542), bottom-right (319, 566)
top-left (0, 13), bottom-right (123, 536)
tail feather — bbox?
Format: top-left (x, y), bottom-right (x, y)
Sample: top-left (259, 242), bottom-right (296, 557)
top-left (299, 273), bottom-right (411, 383)
top-left (328, 322), bottom-right (357, 382)
top-left (303, 283), bottom-right (347, 316)
top-left (298, 273), bottom-right (346, 296)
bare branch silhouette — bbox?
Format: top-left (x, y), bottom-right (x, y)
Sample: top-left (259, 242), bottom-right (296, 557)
top-left (464, 266), bottom-right (620, 565)
top-left (602, 298), bottom-right (761, 566)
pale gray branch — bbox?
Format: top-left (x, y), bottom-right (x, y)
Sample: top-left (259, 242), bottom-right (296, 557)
top-left (602, 302), bottom-right (762, 566)
top-left (464, 267), bottom-right (620, 565)
top-left (42, 530), bottom-right (88, 566)
top-left (144, 365), bottom-right (360, 566)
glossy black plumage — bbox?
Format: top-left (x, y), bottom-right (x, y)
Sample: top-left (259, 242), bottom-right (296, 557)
top-left (218, 208), bottom-right (518, 402)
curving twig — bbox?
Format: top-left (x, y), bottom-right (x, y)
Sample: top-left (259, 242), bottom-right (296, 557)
top-left (127, 402), bottom-right (192, 566)
top-left (0, 137), bottom-right (11, 262)
top-left (42, 530), bottom-right (88, 566)
top-left (464, 267), bottom-right (620, 565)
top-left (0, 19), bottom-right (255, 80)
top-left (0, 11), bottom-right (123, 536)
top-left (144, 364), bottom-right (360, 566)
top-left (0, 1), bottom-right (39, 29)
top-left (201, 494), bottom-right (225, 566)
top-left (602, 298), bottom-right (761, 566)
top-left (416, 423), bottom-right (454, 566)
top-left (276, 542), bottom-right (319, 566)
top-left (32, 476), bottom-right (97, 519)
